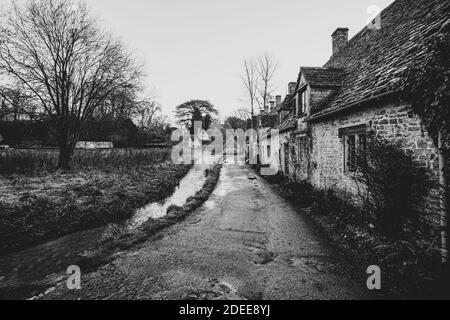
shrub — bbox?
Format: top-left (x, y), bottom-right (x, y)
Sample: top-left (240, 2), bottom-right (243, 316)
top-left (353, 137), bottom-right (432, 237)
top-left (279, 181), bottom-right (315, 208)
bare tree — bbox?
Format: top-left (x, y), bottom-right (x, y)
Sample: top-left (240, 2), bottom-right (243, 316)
top-left (150, 114), bottom-right (171, 132)
top-left (256, 53), bottom-right (278, 112)
top-left (135, 98), bottom-right (162, 129)
top-left (0, 88), bottom-right (24, 121)
top-left (94, 84), bottom-right (141, 120)
top-left (0, 0), bottom-right (143, 169)
top-left (233, 108), bottom-right (251, 121)
top-left (241, 60), bottom-right (258, 128)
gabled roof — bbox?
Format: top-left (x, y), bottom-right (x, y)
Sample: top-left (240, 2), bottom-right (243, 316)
top-left (300, 67), bottom-right (344, 88)
top-left (312, 0), bottom-right (449, 118)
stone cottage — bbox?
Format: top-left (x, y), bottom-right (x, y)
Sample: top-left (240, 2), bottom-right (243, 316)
top-left (273, 0), bottom-right (449, 224)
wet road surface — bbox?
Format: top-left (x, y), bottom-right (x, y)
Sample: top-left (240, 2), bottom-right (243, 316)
top-left (42, 164), bottom-right (370, 300)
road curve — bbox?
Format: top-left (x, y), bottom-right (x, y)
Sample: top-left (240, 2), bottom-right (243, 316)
top-left (42, 164), bottom-right (370, 300)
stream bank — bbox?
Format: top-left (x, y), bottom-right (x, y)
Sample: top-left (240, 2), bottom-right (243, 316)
top-left (0, 162), bottom-right (192, 254)
top-left (0, 163), bottom-right (222, 300)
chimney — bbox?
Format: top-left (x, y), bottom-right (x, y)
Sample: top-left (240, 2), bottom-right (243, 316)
top-left (275, 95), bottom-right (282, 107)
top-left (269, 100), bottom-right (275, 112)
top-left (288, 82), bottom-right (296, 95)
top-left (332, 27), bottom-right (349, 55)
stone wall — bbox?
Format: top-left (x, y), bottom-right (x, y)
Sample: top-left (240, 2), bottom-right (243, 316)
top-left (278, 132), bottom-right (290, 175)
top-left (275, 100), bottom-right (443, 233)
top-left (308, 101), bottom-right (439, 189)
top-left (303, 100), bottom-right (442, 228)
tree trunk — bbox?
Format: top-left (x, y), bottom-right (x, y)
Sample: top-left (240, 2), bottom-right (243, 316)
top-left (58, 141), bottom-right (74, 170)
top-left (58, 128), bottom-right (79, 171)
top-left (251, 102), bottom-right (254, 130)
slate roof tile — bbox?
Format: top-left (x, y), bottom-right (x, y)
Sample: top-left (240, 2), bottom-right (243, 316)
top-left (300, 67), bottom-right (344, 88)
top-left (313, 0), bottom-right (450, 117)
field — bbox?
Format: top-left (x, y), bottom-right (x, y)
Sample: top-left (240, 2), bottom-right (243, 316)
top-left (0, 148), bottom-right (192, 254)
top-left (0, 148), bottom-right (172, 175)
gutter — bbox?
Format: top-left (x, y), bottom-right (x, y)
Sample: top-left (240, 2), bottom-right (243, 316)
top-left (293, 84), bottom-right (308, 96)
top-left (305, 90), bottom-right (400, 122)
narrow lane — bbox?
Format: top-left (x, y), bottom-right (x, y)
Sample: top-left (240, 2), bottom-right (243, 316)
top-left (43, 163), bottom-right (369, 300)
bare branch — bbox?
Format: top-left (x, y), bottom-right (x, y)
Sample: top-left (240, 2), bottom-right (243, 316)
top-left (0, 0), bottom-right (144, 168)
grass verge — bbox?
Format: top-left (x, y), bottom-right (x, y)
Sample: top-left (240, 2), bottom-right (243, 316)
top-left (0, 161), bottom-right (192, 254)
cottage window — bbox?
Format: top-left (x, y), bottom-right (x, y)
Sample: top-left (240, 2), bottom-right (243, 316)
top-left (341, 125), bottom-right (368, 173)
top-left (297, 136), bottom-right (307, 162)
top-left (302, 92), bottom-right (308, 114)
top-left (296, 90), bottom-right (308, 115)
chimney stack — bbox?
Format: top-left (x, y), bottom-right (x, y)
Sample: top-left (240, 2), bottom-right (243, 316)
top-left (275, 95), bottom-right (282, 107)
top-left (288, 82), bottom-right (296, 95)
top-left (332, 27), bottom-right (349, 55)
top-left (269, 100), bottom-right (275, 112)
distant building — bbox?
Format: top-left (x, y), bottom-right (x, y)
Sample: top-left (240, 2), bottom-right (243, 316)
top-left (75, 141), bottom-right (114, 150)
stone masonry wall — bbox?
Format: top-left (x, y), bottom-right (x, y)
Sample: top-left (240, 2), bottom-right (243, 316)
top-left (304, 101), bottom-right (442, 228)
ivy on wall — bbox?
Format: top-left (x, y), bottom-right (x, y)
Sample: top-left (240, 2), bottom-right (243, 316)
top-left (402, 20), bottom-right (450, 153)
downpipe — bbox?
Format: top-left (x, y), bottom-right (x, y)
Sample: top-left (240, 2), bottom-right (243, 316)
top-left (438, 131), bottom-right (448, 264)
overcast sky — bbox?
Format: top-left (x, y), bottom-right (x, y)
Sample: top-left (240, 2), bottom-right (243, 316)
top-left (0, 0), bottom-right (395, 122)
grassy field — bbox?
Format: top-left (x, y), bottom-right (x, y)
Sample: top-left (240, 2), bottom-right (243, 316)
top-left (0, 148), bottom-right (171, 175)
top-left (0, 148), bottom-right (192, 254)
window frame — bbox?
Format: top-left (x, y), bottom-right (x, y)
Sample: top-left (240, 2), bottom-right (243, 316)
top-left (296, 86), bottom-right (308, 116)
top-left (297, 135), bottom-right (307, 163)
top-left (340, 125), bottom-right (368, 173)
top-left (302, 91), bottom-right (308, 114)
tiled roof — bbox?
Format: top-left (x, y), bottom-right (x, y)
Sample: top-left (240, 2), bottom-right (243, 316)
top-left (312, 0), bottom-right (449, 117)
top-left (275, 114), bottom-right (297, 133)
top-left (276, 94), bottom-right (294, 112)
top-left (259, 113), bottom-right (278, 128)
top-left (279, 115), bottom-right (297, 133)
top-left (300, 67), bottom-right (344, 88)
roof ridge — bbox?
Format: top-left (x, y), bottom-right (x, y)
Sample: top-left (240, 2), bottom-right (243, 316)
top-left (324, 0), bottom-right (401, 67)
top-left (314, 0), bottom-right (449, 116)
